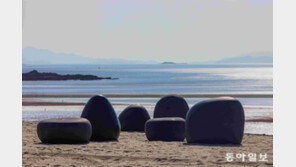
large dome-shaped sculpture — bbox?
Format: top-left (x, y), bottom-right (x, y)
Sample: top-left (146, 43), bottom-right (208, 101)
top-left (118, 104), bottom-right (150, 131)
top-left (185, 97), bottom-right (245, 144)
top-left (81, 95), bottom-right (120, 141)
top-left (153, 95), bottom-right (189, 119)
top-left (37, 118), bottom-right (92, 144)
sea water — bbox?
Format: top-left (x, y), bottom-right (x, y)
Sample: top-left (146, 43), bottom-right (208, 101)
top-left (22, 64), bottom-right (272, 94)
top-left (22, 64), bottom-right (273, 135)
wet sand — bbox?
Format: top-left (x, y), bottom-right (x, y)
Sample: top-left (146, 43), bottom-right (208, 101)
top-left (22, 93), bottom-right (273, 98)
top-left (22, 100), bottom-right (273, 123)
top-left (22, 101), bottom-right (85, 106)
top-left (23, 121), bottom-right (273, 167)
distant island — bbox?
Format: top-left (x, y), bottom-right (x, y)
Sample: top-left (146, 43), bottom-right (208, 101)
top-left (161, 62), bottom-right (176, 64)
top-left (22, 70), bottom-right (118, 81)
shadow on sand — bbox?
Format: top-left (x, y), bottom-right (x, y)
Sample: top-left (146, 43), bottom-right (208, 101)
top-left (37, 139), bottom-right (119, 145)
top-left (90, 139), bottom-right (119, 143)
top-left (183, 143), bottom-right (241, 147)
top-left (122, 131), bottom-right (145, 133)
top-left (37, 141), bottom-right (90, 145)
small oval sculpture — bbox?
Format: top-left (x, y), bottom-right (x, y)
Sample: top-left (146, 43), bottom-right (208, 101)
top-left (81, 95), bottom-right (120, 141)
top-left (153, 95), bottom-right (189, 119)
top-left (186, 97), bottom-right (245, 144)
top-left (37, 118), bottom-right (92, 144)
top-left (119, 104), bottom-right (150, 131)
top-left (145, 117), bottom-right (185, 141)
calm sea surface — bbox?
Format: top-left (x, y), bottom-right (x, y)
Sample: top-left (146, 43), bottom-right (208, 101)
top-left (22, 64), bottom-right (273, 135)
top-left (22, 64), bottom-right (272, 94)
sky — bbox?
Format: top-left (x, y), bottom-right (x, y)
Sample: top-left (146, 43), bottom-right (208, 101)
top-left (23, 0), bottom-right (272, 63)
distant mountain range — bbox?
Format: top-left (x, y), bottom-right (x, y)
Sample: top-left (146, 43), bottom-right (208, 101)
top-left (202, 54), bottom-right (273, 64)
top-left (22, 47), bottom-right (158, 65)
top-left (23, 47), bottom-right (272, 65)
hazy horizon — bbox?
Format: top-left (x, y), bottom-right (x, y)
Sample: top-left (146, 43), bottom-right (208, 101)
top-left (23, 0), bottom-right (272, 63)
top-left (22, 46), bottom-right (273, 65)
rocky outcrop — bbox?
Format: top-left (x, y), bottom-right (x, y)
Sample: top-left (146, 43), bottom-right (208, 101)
top-left (22, 70), bottom-right (117, 81)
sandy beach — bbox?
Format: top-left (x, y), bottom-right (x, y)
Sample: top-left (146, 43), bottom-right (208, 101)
top-left (22, 93), bottom-right (273, 166)
top-left (23, 121), bottom-right (273, 166)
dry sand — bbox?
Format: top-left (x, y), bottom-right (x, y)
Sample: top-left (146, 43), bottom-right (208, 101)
top-left (23, 121), bottom-right (273, 167)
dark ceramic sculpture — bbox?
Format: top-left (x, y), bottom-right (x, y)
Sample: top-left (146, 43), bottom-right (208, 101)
top-left (185, 97), bottom-right (245, 144)
top-left (81, 95), bottom-right (120, 141)
top-left (145, 117), bottom-right (185, 141)
top-left (119, 104), bottom-right (150, 131)
top-left (37, 118), bottom-right (92, 144)
top-left (153, 95), bottom-right (189, 119)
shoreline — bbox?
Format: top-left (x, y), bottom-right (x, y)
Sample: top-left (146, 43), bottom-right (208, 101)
top-left (22, 101), bottom-right (273, 123)
top-left (22, 96), bottom-right (273, 123)
top-left (22, 101), bottom-right (86, 106)
top-left (23, 93), bottom-right (273, 98)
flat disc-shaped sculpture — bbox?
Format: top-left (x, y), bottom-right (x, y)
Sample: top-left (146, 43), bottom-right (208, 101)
top-left (119, 104), bottom-right (150, 131)
top-left (186, 97), bottom-right (245, 144)
top-left (145, 117), bottom-right (185, 141)
top-left (37, 118), bottom-right (92, 144)
top-left (153, 95), bottom-right (189, 119)
top-left (81, 95), bottom-right (120, 141)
